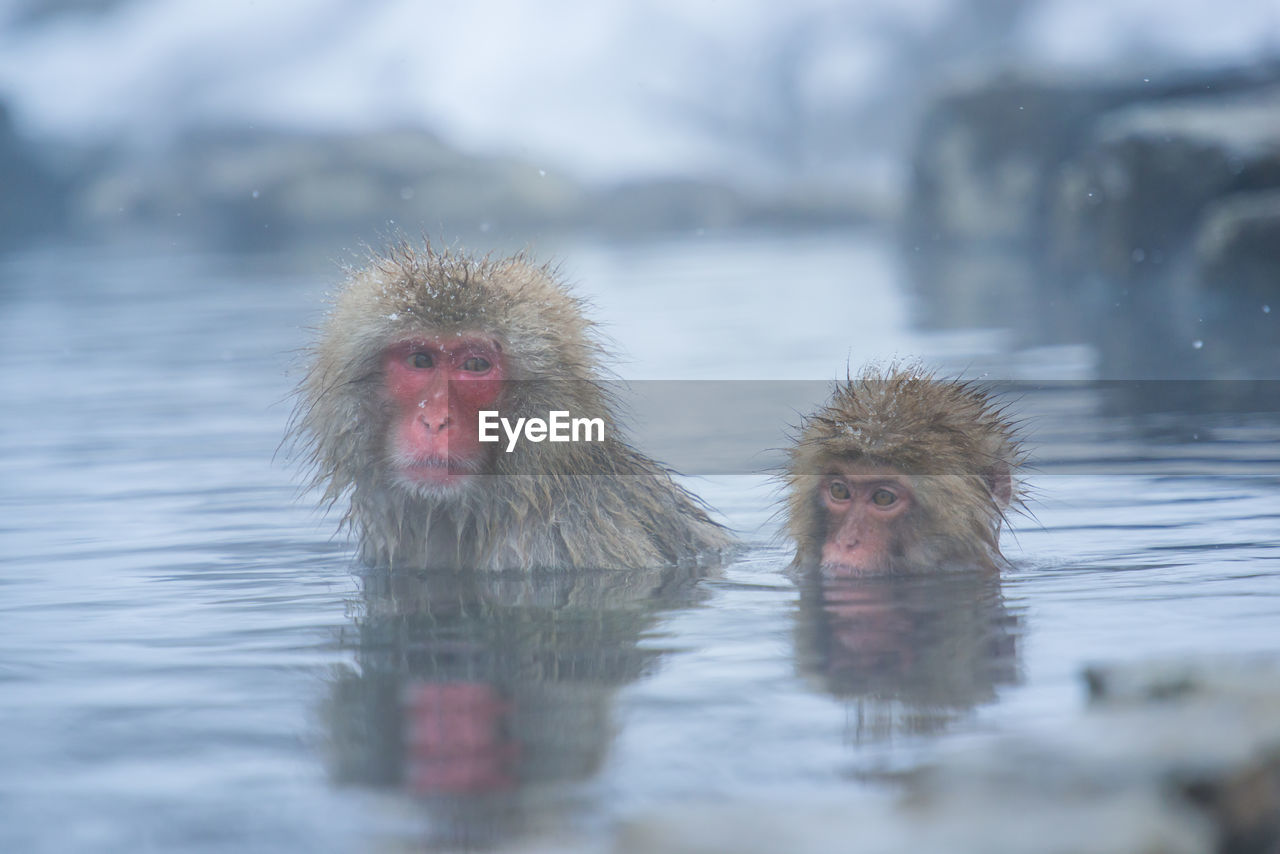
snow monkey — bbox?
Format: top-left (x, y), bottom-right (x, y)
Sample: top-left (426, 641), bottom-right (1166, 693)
top-left (784, 366), bottom-right (1023, 576)
top-left (292, 242), bottom-right (731, 571)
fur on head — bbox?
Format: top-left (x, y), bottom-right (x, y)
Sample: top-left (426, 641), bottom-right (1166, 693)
top-left (291, 242), bottom-right (731, 571)
top-left (784, 365), bottom-right (1024, 573)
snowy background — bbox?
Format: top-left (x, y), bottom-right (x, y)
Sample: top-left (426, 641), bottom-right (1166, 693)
top-left (3, 0), bottom-right (1277, 192)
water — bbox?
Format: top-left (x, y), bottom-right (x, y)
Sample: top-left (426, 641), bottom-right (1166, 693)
top-left (1, 233), bottom-right (1278, 852)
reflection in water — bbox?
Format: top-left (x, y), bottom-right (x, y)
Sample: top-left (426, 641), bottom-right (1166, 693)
top-left (4, 240), bottom-right (1278, 853)
top-left (794, 571), bottom-right (1021, 743)
top-left (325, 565), bottom-right (706, 848)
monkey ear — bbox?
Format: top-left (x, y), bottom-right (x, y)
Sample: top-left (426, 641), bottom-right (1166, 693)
top-left (983, 461), bottom-right (1013, 509)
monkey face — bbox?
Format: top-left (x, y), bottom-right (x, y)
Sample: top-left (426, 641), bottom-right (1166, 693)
top-left (296, 245), bottom-right (734, 571)
top-left (381, 333), bottom-right (506, 496)
top-left (817, 461), bottom-right (916, 576)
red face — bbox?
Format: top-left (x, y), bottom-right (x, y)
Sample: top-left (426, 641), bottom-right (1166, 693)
top-left (405, 681), bottom-right (517, 794)
top-left (382, 334), bottom-right (506, 493)
top-left (818, 461), bottom-right (915, 576)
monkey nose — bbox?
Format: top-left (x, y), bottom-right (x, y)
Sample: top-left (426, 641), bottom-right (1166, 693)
top-left (831, 533), bottom-right (860, 551)
top-left (820, 537), bottom-right (864, 570)
top-left (417, 410), bottom-right (451, 432)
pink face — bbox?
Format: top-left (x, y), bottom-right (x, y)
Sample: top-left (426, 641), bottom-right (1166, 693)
top-left (818, 461), bottom-right (915, 576)
top-left (404, 681), bottom-right (517, 794)
top-left (381, 334), bottom-right (506, 491)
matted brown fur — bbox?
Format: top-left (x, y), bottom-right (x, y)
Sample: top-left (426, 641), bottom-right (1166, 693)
top-left (784, 366), bottom-right (1024, 572)
top-left (291, 242), bottom-right (732, 571)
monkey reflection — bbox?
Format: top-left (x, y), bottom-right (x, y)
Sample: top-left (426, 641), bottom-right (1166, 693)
top-left (325, 564), bottom-right (703, 848)
top-left (794, 571), bottom-right (1020, 742)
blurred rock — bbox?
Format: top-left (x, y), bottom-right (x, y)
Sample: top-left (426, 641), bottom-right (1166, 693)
top-left (588, 178), bottom-right (882, 236)
top-left (620, 790), bottom-right (1208, 854)
top-left (72, 127), bottom-right (590, 249)
top-left (1049, 86), bottom-right (1280, 379)
top-left (907, 74), bottom-right (1137, 252)
top-left (589, 178), bottom-right (748, 233)
top-left (61, 126), bottom-right (879, 251)
top-left (0, 100), bottom-right (69, 247)
top-left (1182, 191), bottom-right (1280, 379)
top-left (1082, 657), bottom-right (1280, 854)
top-left (906, 64), bottom-right (1279, 251)
top-left (617, 656), bottom-right (1280, 854)
top-left (1195, 190), bottom-right (1280, 298)
top-left (903, 64), bottom-right (1280, 381)
top-left (903, 64), bottom-right (1280, 330)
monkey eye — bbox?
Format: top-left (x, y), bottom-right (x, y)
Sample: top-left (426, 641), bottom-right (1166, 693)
top-left (871, 488), bottom-right (897, 507)
top-left (410, 352), bottom-right (433, 369)
top-left (828, 480), bottom-right (851, 501)
top-left (461, 356), bottom-right (492, 373)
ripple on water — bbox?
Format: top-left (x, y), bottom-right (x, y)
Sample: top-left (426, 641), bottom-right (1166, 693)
top-left (1, 240), bottom-right (1278, 852)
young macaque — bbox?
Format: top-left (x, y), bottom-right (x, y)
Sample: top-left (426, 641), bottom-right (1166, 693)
top-left (784, 366), bottom-right (1023, 576)
top-left (292, 242), bottom-right (731, 571)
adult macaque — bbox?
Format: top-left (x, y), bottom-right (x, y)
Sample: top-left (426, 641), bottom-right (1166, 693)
top-left (292, 243), bottom-right (731, 571)
top-left (784, 366), bottom-right (1023, 575)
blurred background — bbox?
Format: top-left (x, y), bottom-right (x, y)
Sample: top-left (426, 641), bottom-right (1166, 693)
top-left (4, 3), bottom-right (1280, 853)
top-left (2, 0), bottom-right (1278, 380)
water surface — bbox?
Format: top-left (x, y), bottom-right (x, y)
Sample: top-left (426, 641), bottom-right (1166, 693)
top-left (1, 234), bottom-right (1277, 852)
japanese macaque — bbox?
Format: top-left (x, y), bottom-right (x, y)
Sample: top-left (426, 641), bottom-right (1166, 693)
top-left (784, 366), bottom-right (1023, 576)
top-left (292, 242), bottom-right (731, 571)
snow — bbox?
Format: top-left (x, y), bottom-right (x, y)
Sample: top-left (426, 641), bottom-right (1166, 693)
top-left (0, 0), bottom-right (1275, 183)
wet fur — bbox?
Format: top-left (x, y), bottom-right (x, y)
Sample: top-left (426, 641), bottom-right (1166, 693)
top-left (785, 366), bottom-right (1024, 573)
top-left (292, 242), bottom-right (732, 571)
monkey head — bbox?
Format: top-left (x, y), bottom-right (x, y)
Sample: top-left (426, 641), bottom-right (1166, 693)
top-left (292, 242), bottom-right (733, 571)
top-left (296, 243), bottom-right (604, 505)
top-left (785, 367), bottom-right (1023, 576)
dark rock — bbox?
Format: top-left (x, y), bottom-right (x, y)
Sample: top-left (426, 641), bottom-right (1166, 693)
top-left (903, 73), bottom-right (1141, 331)
top-left (589, 179), bottom-right (747, 233)
top-left (66, 127), bottom-right (877, 250)
top-left (72, 126), bottom-right (591, 249)
top-left (1049, 86), bottom-right (1280, 378)
top-left (1083, 658), bottom-right (1280, 854)
top-left (902, 63), bottom-right (1280, 381)
top-left (902, 64), bottom-right (1280, 332)
top-left (0, 101), bottom-right (69, 246)
top-left (619, 783), bottom-right (1209, 854)
top-left (1196, 190), bottom-right (1280, 293)
top-left (1185, 190), bottom-right (1280, 378)
top-left (616, 657), bottom-right (1280, 854)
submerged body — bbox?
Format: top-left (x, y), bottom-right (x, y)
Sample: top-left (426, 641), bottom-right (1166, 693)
top-left (785, 366), bottom-right (1024, 576)
top-left (293, 243), bottom-right (731, 571)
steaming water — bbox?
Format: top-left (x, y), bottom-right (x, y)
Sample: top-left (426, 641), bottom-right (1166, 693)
top-left (1, 233), bottom-right (1277, 852)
